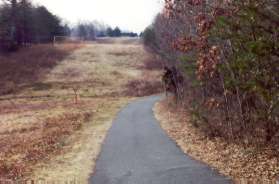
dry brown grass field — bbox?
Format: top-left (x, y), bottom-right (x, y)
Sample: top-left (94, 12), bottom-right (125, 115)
top-left (0, 38), bottom-right (162, 182)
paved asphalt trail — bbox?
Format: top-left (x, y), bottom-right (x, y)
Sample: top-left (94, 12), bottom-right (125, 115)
top-left (89, 96), bottom-right (231, 184)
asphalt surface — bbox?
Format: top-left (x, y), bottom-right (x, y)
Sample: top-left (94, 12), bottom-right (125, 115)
top-left (89, 95), bottom-right (231, 184)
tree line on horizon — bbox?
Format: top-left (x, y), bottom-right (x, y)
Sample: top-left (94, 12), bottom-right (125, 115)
top-left (0, 0), bottom-right (138, 52)
top-left (0, 0), bottom-right (70, 51)
top-left (72, 23), bottom-right (138, 41)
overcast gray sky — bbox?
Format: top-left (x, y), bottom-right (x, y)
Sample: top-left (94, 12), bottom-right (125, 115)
top-left (33, 0), bottom-right (164, 33)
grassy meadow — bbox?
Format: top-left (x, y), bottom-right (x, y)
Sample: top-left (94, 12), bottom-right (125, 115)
top-left (0, 38), bottom-right (162, 182)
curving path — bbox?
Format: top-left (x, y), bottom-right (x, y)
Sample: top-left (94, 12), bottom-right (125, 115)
top-left (89, 96), bottom-right (231, 184)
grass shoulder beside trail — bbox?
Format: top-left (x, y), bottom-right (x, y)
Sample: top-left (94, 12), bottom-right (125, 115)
top-left (0, 38), bottom-right (162, 182)
top-left (154, 98), bottom-right (279, 183)
top-left (31, 97), bottom-right (131, 183)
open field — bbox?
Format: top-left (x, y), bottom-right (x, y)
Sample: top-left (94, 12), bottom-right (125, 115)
top-left (0, 38), bottom-right (162, 182)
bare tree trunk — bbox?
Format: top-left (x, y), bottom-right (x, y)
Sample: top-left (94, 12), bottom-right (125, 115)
top-left (221, 75), bottom-right (234, 139)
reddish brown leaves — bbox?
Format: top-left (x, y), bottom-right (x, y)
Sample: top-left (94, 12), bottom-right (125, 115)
top-left (188, 0), bottom-right (204, 6)
top-left (197, 46), bottom-right (221, 79)
top-left (172, 36), bottom-right (197, 52)
top-left (165, 0), bottom-right (223, 81)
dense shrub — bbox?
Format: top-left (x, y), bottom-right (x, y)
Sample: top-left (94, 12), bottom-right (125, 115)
top-left (142, 26), bottom-right (157, 50)
top-left (145, 0), bottom-right (279, 145)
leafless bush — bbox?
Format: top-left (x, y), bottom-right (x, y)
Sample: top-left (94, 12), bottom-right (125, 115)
top-left (124, 80), bottom-right (162, 97)
top-left (141, 55), bottom-right (163, 70)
